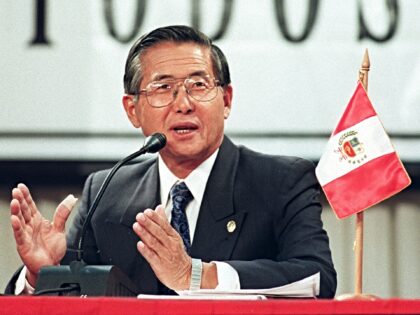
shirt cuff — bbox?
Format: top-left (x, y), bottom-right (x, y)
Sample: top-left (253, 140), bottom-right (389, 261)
top-left (213, 261), bottom-right (241, 290)
top-left (15, 266), bottom-right (35, 295)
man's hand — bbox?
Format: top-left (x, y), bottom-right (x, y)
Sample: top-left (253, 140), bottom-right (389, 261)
top-left (10, 183), bottom-right (77, 286)
top-left (132, 205), bottom-right (192, 290)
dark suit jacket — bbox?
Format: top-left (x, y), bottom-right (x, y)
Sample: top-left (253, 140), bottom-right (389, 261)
top-left (6, 136), bottom-right (336, 297)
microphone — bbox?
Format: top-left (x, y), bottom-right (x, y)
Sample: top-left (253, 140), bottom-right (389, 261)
top-left (142, 132), bottom-right (167, 153)
top-left (34, 133), bottom-right (166, 296)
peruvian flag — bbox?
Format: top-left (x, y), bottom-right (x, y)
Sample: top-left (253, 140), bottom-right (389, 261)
top-left (315, 82), bottom-right (411, 219)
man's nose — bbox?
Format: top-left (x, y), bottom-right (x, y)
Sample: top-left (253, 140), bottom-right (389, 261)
top-left (172, 83), bottom-right (194, 113)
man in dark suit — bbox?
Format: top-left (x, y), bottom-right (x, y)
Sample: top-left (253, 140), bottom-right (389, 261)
top-left (8, 25), bottom-right (336, 297)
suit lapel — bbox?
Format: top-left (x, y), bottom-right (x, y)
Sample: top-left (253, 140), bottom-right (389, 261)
top-left (191, 137), bottom-right (246, 261)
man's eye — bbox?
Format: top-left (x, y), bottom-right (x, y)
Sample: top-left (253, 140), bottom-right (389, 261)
top-left (191, 81), bottom-right (208, 89)
top-left (159, 83), bottom-right (172, 90)
top-left (152, 83), bottom-right (172, 93)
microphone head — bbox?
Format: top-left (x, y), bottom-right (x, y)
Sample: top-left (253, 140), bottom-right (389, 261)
top-left (143, 133), bottom-right (167, 153)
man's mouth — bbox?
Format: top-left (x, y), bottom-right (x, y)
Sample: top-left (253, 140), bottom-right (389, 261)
top-left (174, 128), bottom-right (194, 134)
top-left (171, 123), bottom-right (199, 134)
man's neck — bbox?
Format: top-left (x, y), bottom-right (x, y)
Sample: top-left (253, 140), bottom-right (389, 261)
top-left (160, 155), bottom-right (210, 179)
top-left (159, 137), bottom-right (224, 178)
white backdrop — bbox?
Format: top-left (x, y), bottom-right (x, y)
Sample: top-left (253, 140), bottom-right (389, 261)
top-left (1, 0), bottom-right (420, 160)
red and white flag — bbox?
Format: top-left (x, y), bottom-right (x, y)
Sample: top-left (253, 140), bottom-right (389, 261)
top-left (315, 82), bottom-right (411, 219)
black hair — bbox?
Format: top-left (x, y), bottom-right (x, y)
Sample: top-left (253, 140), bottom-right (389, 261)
top-left (123, 25), bottom-right (231, 94)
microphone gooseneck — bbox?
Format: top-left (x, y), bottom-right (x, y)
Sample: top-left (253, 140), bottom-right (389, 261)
top-left (76, 133), bottom-right (166, 261)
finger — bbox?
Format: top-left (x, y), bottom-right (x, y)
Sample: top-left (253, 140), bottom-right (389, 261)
top-left (156, 210), bottom-right (179, 238)
top-left (12, 188), bottom-right (32, 224)
top-left (12, 186), bottom-right (33, 225)
top-left (133, 221), bottom-right (167, 255)
top-left (143, 208), bottom-right (184, 246)
top-left (155, 205), bottom-right (174, 233)
top-left (137, 240), bottom-right (160, 266)
top-left (53, 195), bottom-right (77, 232)
top-left (144, 208), bottom-right (175, 235)
top-left (10, 197), bottom-right (26, 227)
top-left (143, 208), bottom-right (166, 225)
top-left (10, 215), bottom-right (26, 247)
top-left (17, 183), bottom-right (38, 216)
top-left (155, 204), bottom-right (167, 219)
top-left (137, 210), bottom-right (170, 244)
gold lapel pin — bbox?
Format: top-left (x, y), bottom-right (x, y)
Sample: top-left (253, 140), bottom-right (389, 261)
top-left (227, 220), bottom-right (236, 233)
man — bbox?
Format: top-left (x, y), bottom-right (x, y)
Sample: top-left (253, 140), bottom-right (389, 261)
top-left (7, 25), bottom-right (336, 297)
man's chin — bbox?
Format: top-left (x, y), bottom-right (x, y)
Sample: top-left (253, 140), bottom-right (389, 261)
top-left (162, 145), bottom-right (210, 162)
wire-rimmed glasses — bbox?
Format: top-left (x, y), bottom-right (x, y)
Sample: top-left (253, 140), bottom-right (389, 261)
top-left (135, 75), bottom-right (223, 108)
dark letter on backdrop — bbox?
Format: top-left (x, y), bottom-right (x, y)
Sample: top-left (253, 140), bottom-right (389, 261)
top-left (274, 0), bottom-right (319, 43)
top-left (358, 0), bottom-right (399, 42)
top-left (29, 0), bottom-right (51, 45)
top-left (104, 0), bottom-right (147, 43)
top-left (191, 0), bottom-right (234, 41)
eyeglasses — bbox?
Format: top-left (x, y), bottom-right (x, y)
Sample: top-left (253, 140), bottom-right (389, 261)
top-left (135, 75), bottom-right (223, 108)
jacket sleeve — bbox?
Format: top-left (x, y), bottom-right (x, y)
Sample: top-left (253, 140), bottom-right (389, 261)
top-left (3, 266), bottom-right (24, 295)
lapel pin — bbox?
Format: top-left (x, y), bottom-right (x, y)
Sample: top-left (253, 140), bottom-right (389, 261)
top-left (227, 220), bottom-right (236, 233)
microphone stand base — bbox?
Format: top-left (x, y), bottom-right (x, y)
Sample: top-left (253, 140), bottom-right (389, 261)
top-left (35, 261), bottom-right (139, 297)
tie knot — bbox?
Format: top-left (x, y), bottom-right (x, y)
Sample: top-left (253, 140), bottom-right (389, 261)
top-left (171, 182), bottom-right (193, 207)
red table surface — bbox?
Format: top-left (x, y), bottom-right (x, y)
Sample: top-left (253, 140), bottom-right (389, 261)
top-left (1, 297), bottom-right (420, 315)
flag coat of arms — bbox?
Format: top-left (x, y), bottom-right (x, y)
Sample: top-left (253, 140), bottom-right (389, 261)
top-left (315, 82), bottom-right (411, 219)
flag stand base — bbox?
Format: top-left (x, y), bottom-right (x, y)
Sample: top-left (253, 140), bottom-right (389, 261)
top-left (335, 293), bottom-right (379, 301)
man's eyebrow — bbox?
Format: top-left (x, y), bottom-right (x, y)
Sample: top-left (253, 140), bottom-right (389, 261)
top-left (151, 71), bottom-right (210, 82)
top-left (189, 70), bottom-right (209, 77)
top-left (152, 74), bottom-right (174, 81)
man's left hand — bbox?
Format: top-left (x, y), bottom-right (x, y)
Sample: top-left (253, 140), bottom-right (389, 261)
top-left (132, 205), bottom-right (191, 290)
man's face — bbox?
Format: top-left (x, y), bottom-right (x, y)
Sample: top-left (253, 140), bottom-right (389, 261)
top-left (123, 42), bottom-right (232, 170)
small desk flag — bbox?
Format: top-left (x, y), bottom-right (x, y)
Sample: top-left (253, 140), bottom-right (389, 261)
top-left (316, 82), bottom-right (411, 219)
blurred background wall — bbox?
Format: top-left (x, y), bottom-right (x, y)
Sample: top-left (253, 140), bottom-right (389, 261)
top-left (1, 0), bottom-right (419, 297)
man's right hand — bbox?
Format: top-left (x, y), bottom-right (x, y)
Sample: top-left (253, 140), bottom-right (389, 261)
top-left (10, 183), bottom-right (77, 287)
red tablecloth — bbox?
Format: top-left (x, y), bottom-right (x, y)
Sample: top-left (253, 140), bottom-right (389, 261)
top-left (1, 297), bottom-right (419, 315)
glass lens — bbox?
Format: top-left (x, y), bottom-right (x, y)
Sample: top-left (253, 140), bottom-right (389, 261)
top-left (146, 81), bottom-right (175, 107)
top-left (186, 76), bottom-right (217, 101)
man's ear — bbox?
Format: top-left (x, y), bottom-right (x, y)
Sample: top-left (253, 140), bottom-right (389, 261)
top-left (223, 84), bottom-right (233, 119)
top-left (122, 95), bottom-right (141, 128)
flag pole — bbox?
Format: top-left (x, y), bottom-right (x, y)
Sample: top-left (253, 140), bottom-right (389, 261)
top-left (355, 49), bottom-right (370, 295)
top-left (336, 50), bottom-right (377, 300)
top-left (359, 49), bottom-right (370, 91)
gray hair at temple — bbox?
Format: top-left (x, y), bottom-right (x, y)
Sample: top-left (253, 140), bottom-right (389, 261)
top-left (123, 25), bottom-right (231, 95)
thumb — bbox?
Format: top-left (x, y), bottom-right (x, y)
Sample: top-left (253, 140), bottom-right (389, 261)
top-left (53, 194), bottom-right (78, 232)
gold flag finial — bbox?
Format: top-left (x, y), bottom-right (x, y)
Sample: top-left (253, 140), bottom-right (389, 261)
top-left (359, 49), bottom-right (370, 90)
